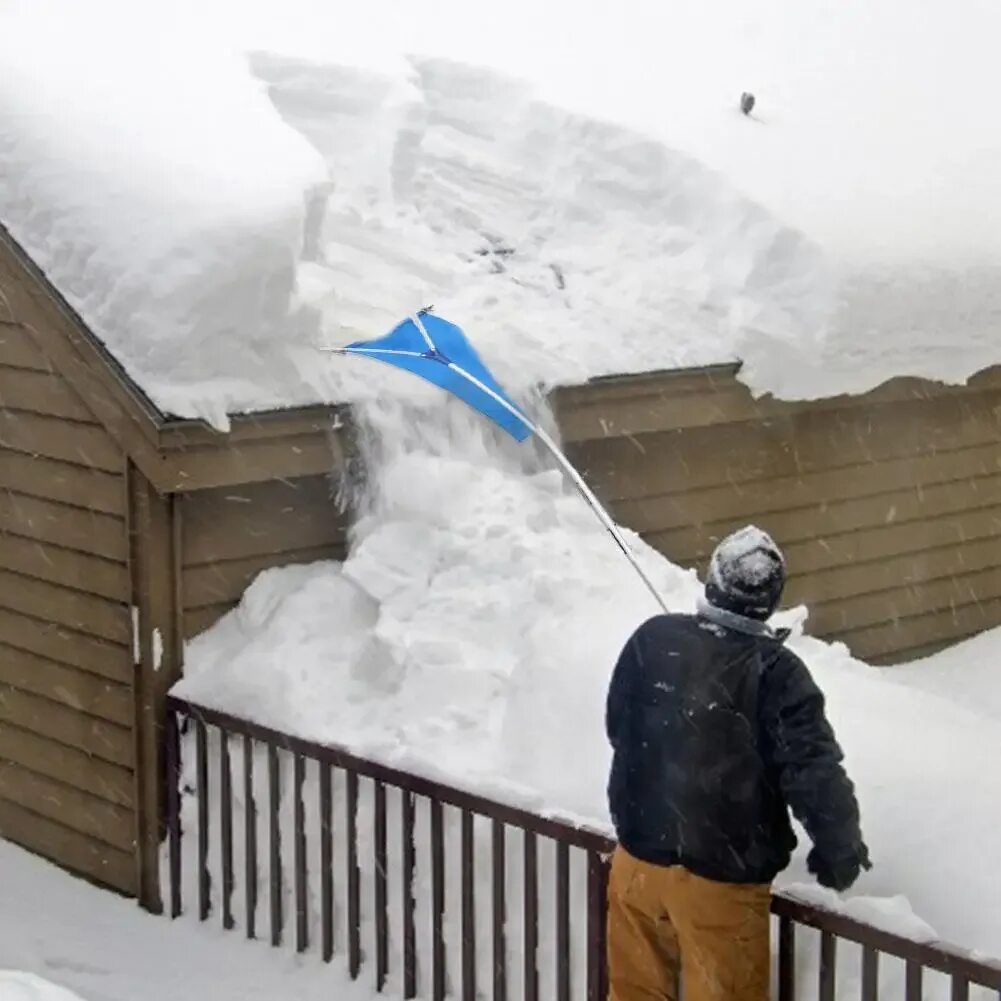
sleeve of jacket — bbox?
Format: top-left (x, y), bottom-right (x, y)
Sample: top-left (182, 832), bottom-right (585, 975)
top-left (760, 649), bottom-right (865, 863)
top-left (606, 623), bottom-right (645, 749)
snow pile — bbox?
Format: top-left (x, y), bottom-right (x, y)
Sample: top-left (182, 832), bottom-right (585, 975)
top-left (176, 393), bottom-right (1001, 956)
top-left (892, 627), bottom-right (1001, 721)
top-left (4, 1), bottom-right (1001, 427)
top-left (179, 395), bottom-right (698, 811)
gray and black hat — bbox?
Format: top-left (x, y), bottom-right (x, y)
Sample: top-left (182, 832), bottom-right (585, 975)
top-left (705, 526), bottom-right (786, 621)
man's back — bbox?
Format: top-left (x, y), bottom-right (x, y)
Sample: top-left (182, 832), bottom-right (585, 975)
top-left (608, 612), bottom-right (798, 883)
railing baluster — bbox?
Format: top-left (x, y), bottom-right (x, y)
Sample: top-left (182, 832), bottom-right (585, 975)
top-left (267, 742), bottom-right (282, 947)
top-left (161, 701), bottom-right (1001, 1001)
top-left (165, 709), bottom-right (182, 919)
top-left (461, 809), bottom-right (476, 1001)
top-left (586, 850), bottom-right (609, 1001)
top-left (556, 841), bottom-right (570, 1001)
top-left (293, 753), bottom-right (308, 954)
top-left (492, 819), bottom-right (507, 1001)
top-left (431, 797), bottom-right (446, 1001)
top-left (524, 830), bottom-right (539, 1001)
top-left (819, 931), bottom-right (837, 1001)
top-left (319, 761), bottom-right (333, 962)
top-left (402, 790), bottom-right (417, 1000)
top-left (243, 734), bottom-right (257, 940)
top-left (400, 788), bottom-right (416, 1001)
top-left (862, 947), bottom-right (879, 1001)
top-left (778, 916), bottom-right (795, 1001)
top-left (347, 769), bottom-right (361, 978)
top-left (195, 717), bottom-right (210, 922)
top-left (375, 780), bottom-right (389, 991)
top-left (219, 728), bottom-right (234, 930)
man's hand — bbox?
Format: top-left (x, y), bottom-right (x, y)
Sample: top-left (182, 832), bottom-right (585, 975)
top-left (807, 844), bottom-right (872, 892)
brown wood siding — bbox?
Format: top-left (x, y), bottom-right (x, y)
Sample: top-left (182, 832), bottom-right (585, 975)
top-left (554, 366), bottom-right (1001, 664)
top-left (157, 430), bottom-right (344, 493)
top-left (0, 328), bottom-right (136, 893)
top-left (179, 475), bottom-right (348, 639)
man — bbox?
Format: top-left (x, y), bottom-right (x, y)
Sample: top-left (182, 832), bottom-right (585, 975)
top-left (605, 525), bottom-right (870, 1001)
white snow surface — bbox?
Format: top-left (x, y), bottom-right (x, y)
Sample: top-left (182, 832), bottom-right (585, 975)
top-left (2, 0), bottom-right (1001, 426)
top-left (0, 841), bottom-right (387, 1001)
top-left (0, 973), bottom-right (87, 1001)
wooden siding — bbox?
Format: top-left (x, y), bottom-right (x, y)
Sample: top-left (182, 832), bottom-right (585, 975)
top-left (179, 475), bottom-right (349, 639)
top-left (0, 320), bottom-right (136, 893)
top-left (553, 366), bottom-right (1001, 664)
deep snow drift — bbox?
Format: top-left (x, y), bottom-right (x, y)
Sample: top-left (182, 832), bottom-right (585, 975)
top-left (3, 0), bottom-right (1001, 427)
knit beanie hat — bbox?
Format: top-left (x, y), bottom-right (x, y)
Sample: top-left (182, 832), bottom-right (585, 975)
top-left (704, 526), bottom-right (786, 620)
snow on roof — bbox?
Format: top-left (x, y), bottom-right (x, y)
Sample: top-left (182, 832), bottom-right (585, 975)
top-left (2, 0), bottom-right (1000, 428)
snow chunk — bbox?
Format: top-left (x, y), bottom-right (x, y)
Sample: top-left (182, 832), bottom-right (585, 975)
top-left (783, 884), bottom-right (938, 944)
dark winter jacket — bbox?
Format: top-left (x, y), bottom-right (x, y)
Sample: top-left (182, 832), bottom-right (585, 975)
top-left (606, 610), bottom-right (864, 884)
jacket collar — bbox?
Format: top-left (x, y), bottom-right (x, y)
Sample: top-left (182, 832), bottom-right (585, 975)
top-left (695, 596), bottom-right (789, 642)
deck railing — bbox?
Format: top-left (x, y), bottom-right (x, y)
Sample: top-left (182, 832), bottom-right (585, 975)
top-left (164, 695), bottom-right (1001, 1001)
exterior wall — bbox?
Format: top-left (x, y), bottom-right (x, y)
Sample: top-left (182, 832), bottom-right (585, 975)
top-left (0, 319), bottom-right (137, 893)
top-left (554, 365), bottom-right (1001, 664)
top-left (1, 225), bottom-right (348, 906)
top-left (179, 475), bottom-right (349, 639)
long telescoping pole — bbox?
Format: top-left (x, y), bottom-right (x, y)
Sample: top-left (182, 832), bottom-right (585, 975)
top-left (439, 357), bottom-right (669, 614)
top-left (333, 312), bottom-right (670, 614)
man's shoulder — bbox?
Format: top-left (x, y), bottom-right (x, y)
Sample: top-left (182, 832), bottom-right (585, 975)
top-left (632, 612), bottom-right (699, 639)
top-left (759, 642), bottom-right (817, 701)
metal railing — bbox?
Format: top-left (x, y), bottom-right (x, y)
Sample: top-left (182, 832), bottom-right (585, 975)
top-left (164, 695), bottom-right (1001, 1001)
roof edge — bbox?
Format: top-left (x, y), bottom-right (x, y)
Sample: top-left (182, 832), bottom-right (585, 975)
top-left (0, 223), bottom-right (351, 491)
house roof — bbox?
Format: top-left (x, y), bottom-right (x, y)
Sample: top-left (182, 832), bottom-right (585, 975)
top-left (0, 224), bottom-right (347, 494)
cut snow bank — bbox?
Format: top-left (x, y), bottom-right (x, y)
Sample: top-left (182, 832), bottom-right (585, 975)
top-left (0, 1), bottom-right (831, 427)
top-left (5, 1), bottom-right (1001, 428)
top-left (176, 395), bottom-right (1001, 957)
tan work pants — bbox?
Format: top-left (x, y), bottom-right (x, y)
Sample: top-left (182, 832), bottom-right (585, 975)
top-left (607, 846), bottom-right (771, 1001)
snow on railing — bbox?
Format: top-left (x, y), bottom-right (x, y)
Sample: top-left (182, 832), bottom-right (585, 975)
top-left (164, 695), bottom-right (1001, 1001)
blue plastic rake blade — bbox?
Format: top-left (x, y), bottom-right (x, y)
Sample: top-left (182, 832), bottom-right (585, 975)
top-left (345, 314), bottom-right (533, 442)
